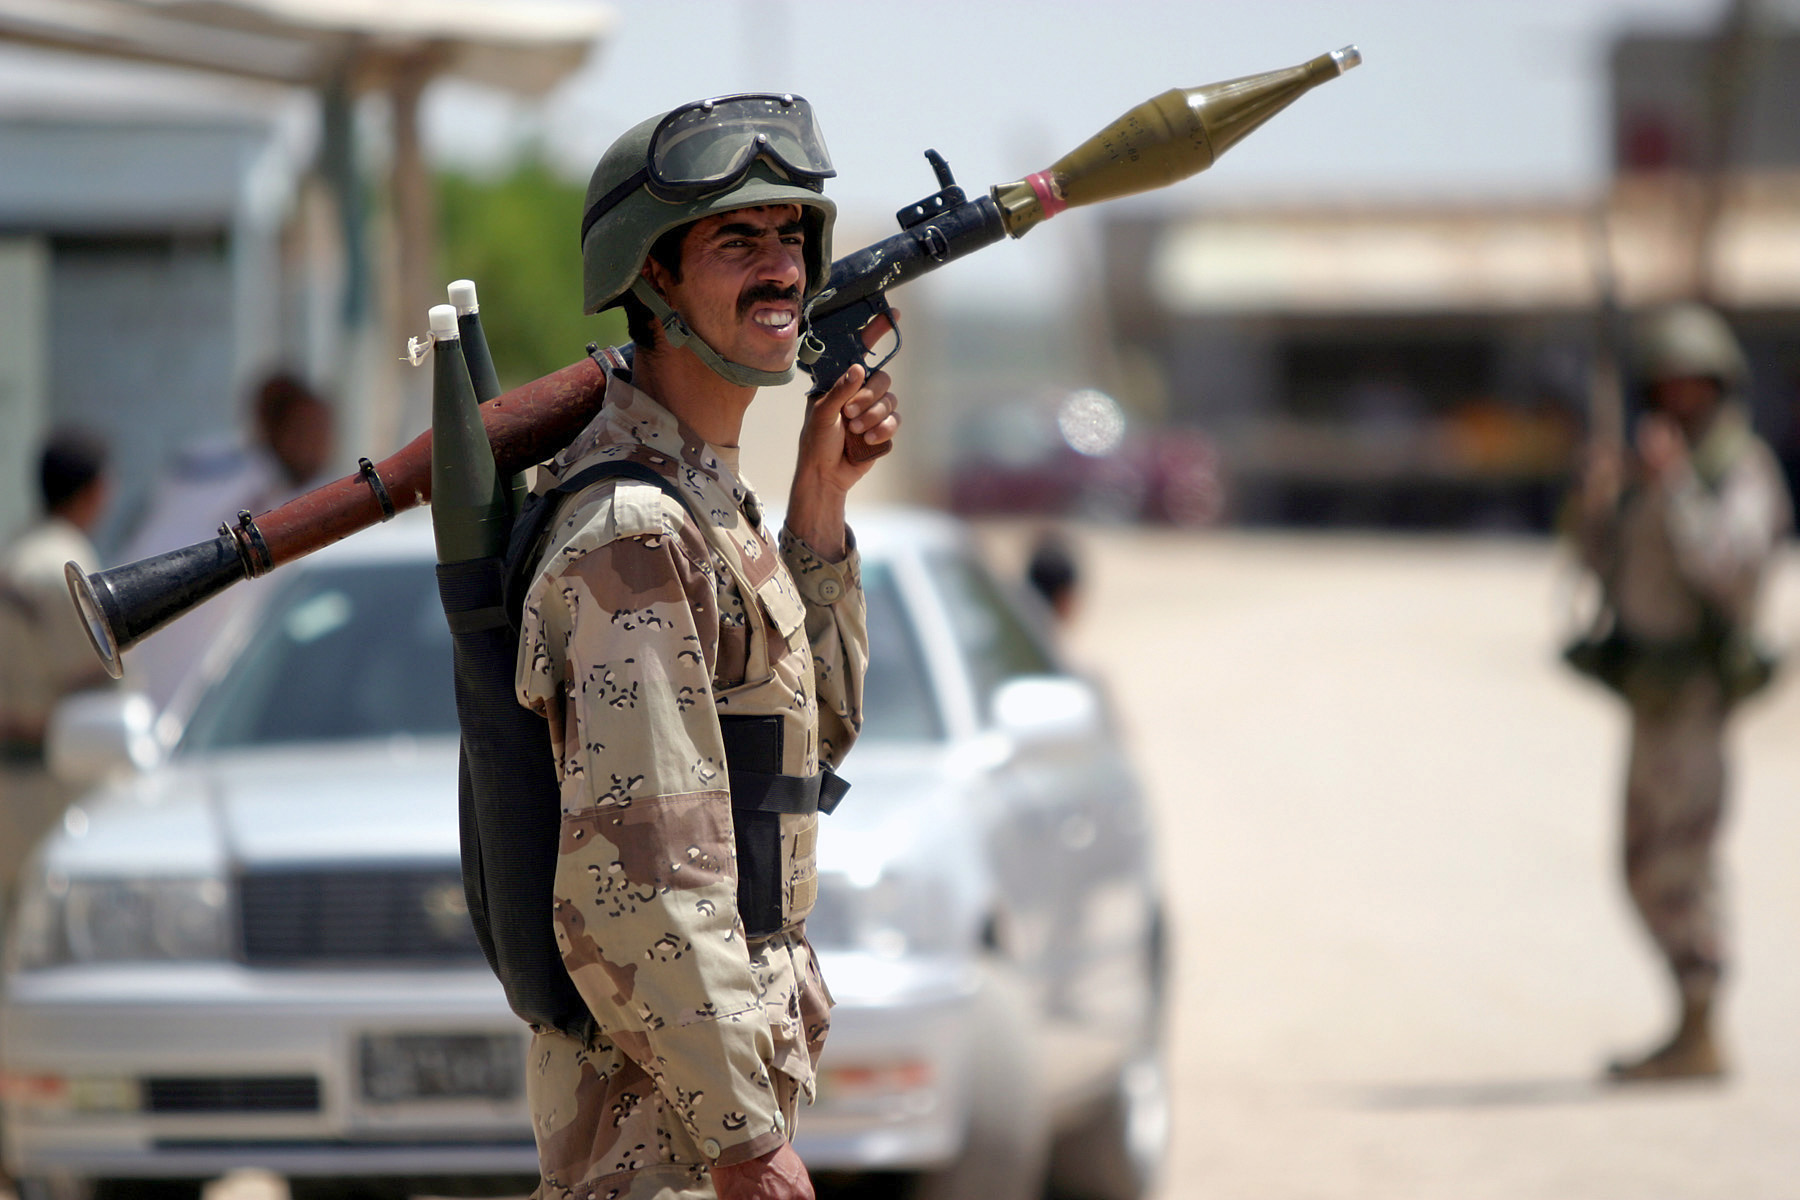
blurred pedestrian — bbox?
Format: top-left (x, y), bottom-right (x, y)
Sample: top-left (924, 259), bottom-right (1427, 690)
top-left (1025, 528), bottom-right (1083, 629)
top-left (1568, 302), bottom-right (1792, 1082)
top-left (120, 371), bottom-right (336, 705)
top-left (123, 370), bottom-right (334, 562)
top-left (0, 428), bottom-right (115, 899)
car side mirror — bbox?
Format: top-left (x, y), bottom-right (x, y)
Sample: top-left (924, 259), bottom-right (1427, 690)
top-left (45, 690), bottom-right (162, 785)
top-left (990, 675), bottom-right (1104, 745)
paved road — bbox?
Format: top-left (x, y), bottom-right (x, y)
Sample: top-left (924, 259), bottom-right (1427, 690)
top-left (1000, 527), bottom-right (1800, 1200)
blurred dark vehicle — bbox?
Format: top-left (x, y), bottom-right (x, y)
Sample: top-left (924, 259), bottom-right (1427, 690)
top-left (946, 390), bottom-right (1224, 526)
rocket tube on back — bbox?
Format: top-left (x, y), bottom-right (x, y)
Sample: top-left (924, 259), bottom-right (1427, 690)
top-left (991, 45), bottom-right (1362, 237)
top-left (450, 278), bottom-right (527, 514)
top-left (449, 279), bottom-right (503, 404)
top-left (428, 303), bottom-right (508, 564)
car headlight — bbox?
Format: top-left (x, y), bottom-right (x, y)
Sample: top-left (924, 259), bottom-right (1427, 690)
top-left (10, 872), bottom-right (230, 969)
top-left (808, 869), bottom-right (957, 958)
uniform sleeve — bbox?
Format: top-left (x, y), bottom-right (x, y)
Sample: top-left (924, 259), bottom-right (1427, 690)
top-left (1573, 492), bottom-right (1620, 582)
top-left (1660, 447), bottom-right (1793, 623)
top-left (779, 526), bottom-right (868, 769)
top-left (516, 511), bottom-right (787, 1168)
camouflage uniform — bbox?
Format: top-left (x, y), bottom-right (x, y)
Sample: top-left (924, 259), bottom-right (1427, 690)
top-left (0, 516), bottom-right (109, 897)
top-left (1577, 405), bottom-right (1791, 999)
top-left (513, 373), bottom-right (866, 1200)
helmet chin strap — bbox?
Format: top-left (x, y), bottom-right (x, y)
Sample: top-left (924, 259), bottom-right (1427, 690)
top-left (630, 277), bottom-right (796, 389)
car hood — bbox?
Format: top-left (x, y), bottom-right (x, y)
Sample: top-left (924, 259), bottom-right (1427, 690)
top-left (50, 738), bottom-right (462, 876)
top-left (47, 736), bottom-right (981, 879)
top-left (815, 739), bottom-right (989, 870)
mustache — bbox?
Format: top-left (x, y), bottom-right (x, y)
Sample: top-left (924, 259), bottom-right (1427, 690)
top-left (738, 283), bottom-right (801, 318)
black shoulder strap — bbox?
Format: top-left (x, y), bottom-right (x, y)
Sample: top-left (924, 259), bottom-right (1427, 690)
top-left (501, 460), bottom-right (694, 629)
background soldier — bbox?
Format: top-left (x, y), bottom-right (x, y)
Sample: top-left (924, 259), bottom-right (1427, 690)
top-left (122, 371), bottom-right (336, 707)
top-left (512, 96), bottom-right (897, 1200)
top-left (0, 429), bottom-right (114, 901)
top-left (1572, 302), bottom-right (1793, 1082)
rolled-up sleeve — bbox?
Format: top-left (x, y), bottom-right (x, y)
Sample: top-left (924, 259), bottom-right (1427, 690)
top-left (779, 526), bottom-right (867, 769)
top-left (1662, 449), bottom-right (1793, 623)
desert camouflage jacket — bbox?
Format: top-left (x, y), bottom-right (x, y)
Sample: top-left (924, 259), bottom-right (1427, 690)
top-left (514, 374), bottom-right (866, 1167)
top-left (0, 517), bottom-right (108, 744)
top-left (1579, 405), bottom-right (1793, 640)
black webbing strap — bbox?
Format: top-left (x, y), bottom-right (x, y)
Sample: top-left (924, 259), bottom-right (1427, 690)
top-left (444, 606), bottom-right (509, 635)
top-left (502, 459), bottom-right (689, 630)
top-left (728, 766), bottom-right (848, 815)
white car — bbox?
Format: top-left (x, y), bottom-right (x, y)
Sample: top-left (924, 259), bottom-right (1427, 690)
top-left (4, 508), bottom-right (1167, 1200)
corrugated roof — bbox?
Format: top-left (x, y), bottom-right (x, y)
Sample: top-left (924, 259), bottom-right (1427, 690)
top-left (0, 0), bottom-right (612, 92)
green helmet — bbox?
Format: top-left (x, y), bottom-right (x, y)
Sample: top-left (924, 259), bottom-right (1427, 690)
top-left (579, 95), bottom-right (837, 387)
top-left (1635, 302), bottom-right (1749, 394)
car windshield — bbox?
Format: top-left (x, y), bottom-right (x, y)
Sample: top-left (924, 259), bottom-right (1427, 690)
top-left (179, 556), bottom-right (941, 753)
top-left (179, 560), bottom-right (459, 751)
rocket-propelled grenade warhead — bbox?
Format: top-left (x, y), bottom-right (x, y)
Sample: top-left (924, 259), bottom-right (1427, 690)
top-left (992, 45), bottom-right (1361, 237)
top-left (428, 303), bottom-right (508, 564)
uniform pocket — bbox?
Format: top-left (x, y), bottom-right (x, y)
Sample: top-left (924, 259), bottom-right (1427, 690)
top-left (755, 573), bottom-right (807, 646)
top-left (782, 812), bottom-right (819, 924)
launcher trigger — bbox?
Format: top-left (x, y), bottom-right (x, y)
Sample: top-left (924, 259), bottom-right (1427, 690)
top-left (860, 294), bottom-right (901, 379)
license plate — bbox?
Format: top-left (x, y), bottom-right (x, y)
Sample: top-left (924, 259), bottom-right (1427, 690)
top-left (358, 1033), bottom-right (523, 1103)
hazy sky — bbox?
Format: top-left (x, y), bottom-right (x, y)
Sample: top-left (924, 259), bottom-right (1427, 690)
top-left (425, 0), bottom-right (1730, 308)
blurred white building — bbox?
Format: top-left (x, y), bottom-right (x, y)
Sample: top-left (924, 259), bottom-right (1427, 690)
top-left (1093, 15), bottom-right (1800, 530)
top-left (0, 1), bottom-right (611, 552)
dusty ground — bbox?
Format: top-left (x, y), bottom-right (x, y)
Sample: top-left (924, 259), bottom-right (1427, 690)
top-left (994, 526), bottom-right (1800, 1200)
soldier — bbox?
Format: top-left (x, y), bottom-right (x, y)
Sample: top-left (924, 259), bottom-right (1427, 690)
top-left (122, 372), bottom-right (336, 707)
top-left (1573, 303), bottom-right (1792, 1082)
top-left (512, 96), bottom-right (897, 1200)
top-left (0, 429), bottom-right (114, 900)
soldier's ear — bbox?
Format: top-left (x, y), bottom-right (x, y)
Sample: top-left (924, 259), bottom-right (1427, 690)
top-left (641, 258), bottom-right (675, 299)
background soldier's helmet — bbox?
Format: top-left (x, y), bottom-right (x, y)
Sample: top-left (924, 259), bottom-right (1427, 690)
top-left (579, 107), bottom-right (838, 317)
top-left (1635, 302), bottom-right (1749, 393)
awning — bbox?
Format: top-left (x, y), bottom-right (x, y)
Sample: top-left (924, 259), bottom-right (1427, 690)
top-left (0, 0), bottom-right (613, 93)
top-left (1151, 188), bottom-right (1800, 314)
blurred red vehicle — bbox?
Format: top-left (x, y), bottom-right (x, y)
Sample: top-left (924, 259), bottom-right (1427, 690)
top-left (946, 390), bottom-right (1225, 526)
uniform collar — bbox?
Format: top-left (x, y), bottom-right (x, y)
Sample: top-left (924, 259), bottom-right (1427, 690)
top-left (548, 371), bottom-right (765, 527)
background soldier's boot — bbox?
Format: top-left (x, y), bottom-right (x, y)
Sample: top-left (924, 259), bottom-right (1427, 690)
top-left (1607, 991), bottom-right (1725, 1083)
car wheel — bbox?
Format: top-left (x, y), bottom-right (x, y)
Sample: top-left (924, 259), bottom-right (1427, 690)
top-left (1047, 910), bottom-right (1171, 1200)
top-left (909, 964), bottom-right (1051, 1200)
top-left (1046, 1041), bottom-right (1170, 1200)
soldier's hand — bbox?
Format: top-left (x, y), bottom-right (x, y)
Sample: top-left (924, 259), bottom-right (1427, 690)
top-left (799, 309), bottom-right (901, 486)
top-left (786, 311), bottom-right (901, 561)
top-left (1635, 413), bottom-right (1689, 485)
top-left (711, 1142), bottom-right (815, 1200)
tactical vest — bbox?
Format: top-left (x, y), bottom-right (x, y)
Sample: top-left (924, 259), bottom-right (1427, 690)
top-left (437, 367), bottom-right (845, 1042)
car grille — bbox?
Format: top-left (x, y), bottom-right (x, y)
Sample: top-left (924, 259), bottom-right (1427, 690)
top-left (238, 866), bottom-right (483, 965)
top-left (146, 1076), bottom-right (321, 1113)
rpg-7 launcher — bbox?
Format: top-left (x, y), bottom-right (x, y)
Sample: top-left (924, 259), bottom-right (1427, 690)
top-left (68, 46), bottom-right (1361, 676)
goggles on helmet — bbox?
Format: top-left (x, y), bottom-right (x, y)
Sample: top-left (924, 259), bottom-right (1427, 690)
top-left (581, 93), bottom-right (834, 246)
